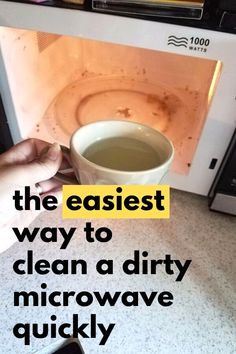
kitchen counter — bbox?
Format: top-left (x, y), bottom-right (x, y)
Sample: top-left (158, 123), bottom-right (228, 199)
top-left (0, 189), bottom-right (235, 354)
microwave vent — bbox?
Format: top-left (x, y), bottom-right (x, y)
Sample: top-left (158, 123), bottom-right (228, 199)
top-left (37, 32), bottom-right (61, 53)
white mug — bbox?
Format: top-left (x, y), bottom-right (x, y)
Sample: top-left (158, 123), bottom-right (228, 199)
top-left (56, 120), bottom-right (174, 185)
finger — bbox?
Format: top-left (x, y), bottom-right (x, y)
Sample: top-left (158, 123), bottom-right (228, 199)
top-left (37, 178), bottom-right (63, 194)
top-left (0, 138), bottom-right (54, 166)
top-left (24, 143), bottom-right (63, 185)
top-left (1, 143), bottom-right (62, 186)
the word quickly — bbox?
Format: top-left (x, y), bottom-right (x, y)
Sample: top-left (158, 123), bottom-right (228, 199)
top-left (13, 313), bottom-right (114, 345)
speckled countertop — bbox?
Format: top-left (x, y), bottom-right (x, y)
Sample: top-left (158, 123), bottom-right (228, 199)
top-left (0, 190), bottom-right (236, 354)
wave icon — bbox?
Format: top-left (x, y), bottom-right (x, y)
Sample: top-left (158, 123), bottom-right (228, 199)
top-left (168, 35), bottom-right (188, 48)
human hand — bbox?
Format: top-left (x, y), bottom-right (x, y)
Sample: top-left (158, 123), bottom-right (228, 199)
top-left (0, 138), bottom-right (64, 252)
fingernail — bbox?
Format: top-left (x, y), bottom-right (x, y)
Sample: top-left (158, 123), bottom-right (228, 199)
top-left (47, 143), bottom-right (61, 161)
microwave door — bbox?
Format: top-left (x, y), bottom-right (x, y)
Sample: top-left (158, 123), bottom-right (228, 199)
top-left (92, 0), bottom-right (205, 19)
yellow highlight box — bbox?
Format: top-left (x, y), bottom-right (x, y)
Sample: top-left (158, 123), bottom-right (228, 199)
top-left (62, 185), bottom-right (170, 219)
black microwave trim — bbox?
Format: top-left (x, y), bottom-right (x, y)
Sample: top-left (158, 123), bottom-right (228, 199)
top-left (0, 95), bottom-right (13, 154)
top-left (1, 0), bottom-right (236, 34)
top-left (208, 128), bottom-right (236, 216)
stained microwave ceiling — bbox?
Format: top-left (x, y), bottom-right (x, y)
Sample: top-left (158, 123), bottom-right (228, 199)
top-left (37, 32), bottom-right (61, 53)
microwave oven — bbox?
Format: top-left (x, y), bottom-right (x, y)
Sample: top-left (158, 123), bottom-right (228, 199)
top-left (0, 1), bottom-right (235, 208)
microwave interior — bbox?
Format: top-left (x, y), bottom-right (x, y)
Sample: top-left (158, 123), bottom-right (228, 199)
top-left (0, 27), bottom-right (222, 178)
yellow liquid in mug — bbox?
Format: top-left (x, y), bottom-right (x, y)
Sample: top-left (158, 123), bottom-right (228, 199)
top-left (83, 137), bottom-right (162, 171)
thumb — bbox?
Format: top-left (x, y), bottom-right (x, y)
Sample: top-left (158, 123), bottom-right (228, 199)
top-left (22, 143), bottom-right (62, 185)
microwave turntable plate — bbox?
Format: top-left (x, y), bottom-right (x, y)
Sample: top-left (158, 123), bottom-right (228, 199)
top-left (41, 76), bottom-right (202, 174)
top-left (42, 76), bottom-right (190, 142)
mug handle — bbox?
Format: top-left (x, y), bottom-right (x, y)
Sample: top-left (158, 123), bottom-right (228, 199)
top-left (54, 145), bottom-right (80, 184)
